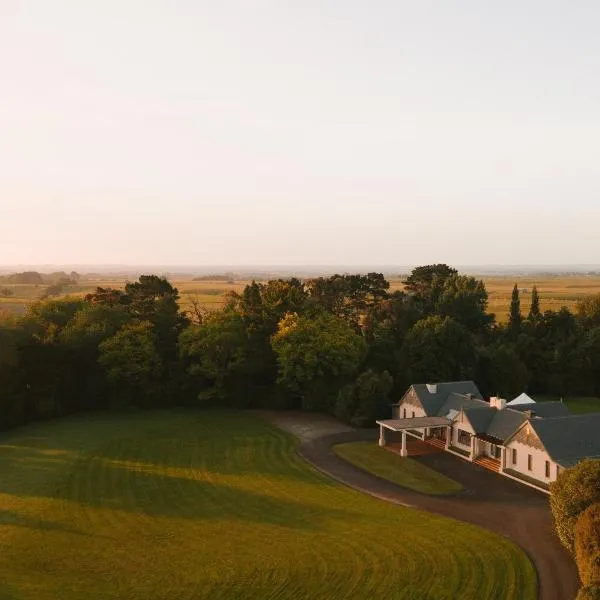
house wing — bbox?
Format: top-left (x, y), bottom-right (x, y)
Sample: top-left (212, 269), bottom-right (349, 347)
top-left (487, 409), bottom-right (528, 443)
top-left (529, 415), bottom-right (600, 466)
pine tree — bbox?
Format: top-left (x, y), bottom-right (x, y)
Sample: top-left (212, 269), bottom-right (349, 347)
top-left (529, 285), bottom-right (541, 320)
top-left (508, 283), bottom-right (522, 334)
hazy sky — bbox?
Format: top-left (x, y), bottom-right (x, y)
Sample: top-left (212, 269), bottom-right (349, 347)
top-left (2, 1), bottom-right (599, 266)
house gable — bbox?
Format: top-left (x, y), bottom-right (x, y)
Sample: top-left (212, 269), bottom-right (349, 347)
top-left (506, 421), bottom-right (545, 452)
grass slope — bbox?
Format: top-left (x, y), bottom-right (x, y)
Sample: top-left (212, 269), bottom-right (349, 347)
top-left (334, 441), bottom-right (463, 495)
top-left (0, 411), bottom-right (536, 599)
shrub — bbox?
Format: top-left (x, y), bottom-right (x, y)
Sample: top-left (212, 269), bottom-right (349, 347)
top-left (575, 503), bottom-right (600, 586)
top-left (577, 585), bottom-right (600, 600)
top-left (550, 459), bottom-right (600, 553)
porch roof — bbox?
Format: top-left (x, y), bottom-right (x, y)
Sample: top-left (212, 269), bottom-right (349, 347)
top-left (376, 417), bottom-right (451, 431)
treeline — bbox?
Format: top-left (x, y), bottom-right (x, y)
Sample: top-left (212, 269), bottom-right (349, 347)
top-left (1, 265), bottom-right (600, 431)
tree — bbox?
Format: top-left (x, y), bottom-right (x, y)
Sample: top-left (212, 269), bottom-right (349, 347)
top-left (335, 370), bottom-right (392, 426)
top-left (577, 295), bottom-right (600, 329)
top-left (402, 264), bottom-right (457, 313)
top-left (529, 285), bottom-right (541, 321)
top-left (400, 316), bottom-right (477, 383)
top-left (435, 275), bottom-right (492, 331)
top-left (179, 312), bottom-right (250, 403)
top-left (550, 459), bottom-right (600, 554)
top-left (508, 284), bottom-right (522, 335)
top-left (271, 312), bottom-right (366, 410)
top-left (307, 273), bottom-right (389, 325)
top-left (476, 343), bottom-right (529, 398)
top-left (98, 321), bottom-right (162, 406)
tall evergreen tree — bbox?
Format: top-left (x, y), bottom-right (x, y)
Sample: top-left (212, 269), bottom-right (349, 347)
top-left (529, 285), bottom-right (541, 320)
top-left (508, 283), bottom-right (522, 334)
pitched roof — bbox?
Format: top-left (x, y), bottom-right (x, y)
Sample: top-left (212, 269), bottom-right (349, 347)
top-left (486, 408), bottom-right (528, 442)
top-left (508, 393), bottom-right (535, 405)
top-left (528, 414), bottom-right (600, 466)
top-left (462, 406), bottom-right (497, 433)
top-left (509, 401), bottom-right (570, 418)
top-left (411, 381), bottom-right (483, 416)
top-left (436, 392), bottom-right (488, 418)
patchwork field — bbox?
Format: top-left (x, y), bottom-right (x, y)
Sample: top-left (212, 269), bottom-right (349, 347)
top-left (2, 273), bottom-right (599, 324)
top-left (0, 410), bottom-right (536, 599)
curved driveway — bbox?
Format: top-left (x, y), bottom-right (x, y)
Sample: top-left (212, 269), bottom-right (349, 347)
top-left (299, 429), bottom-right (578, 600)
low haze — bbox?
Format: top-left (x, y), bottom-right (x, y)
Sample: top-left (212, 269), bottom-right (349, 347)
top-left (2, 1), bottom-right (599, 266)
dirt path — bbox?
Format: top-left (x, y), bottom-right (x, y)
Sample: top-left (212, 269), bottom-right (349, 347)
top-left (265, 415), bottom-right (579, 600)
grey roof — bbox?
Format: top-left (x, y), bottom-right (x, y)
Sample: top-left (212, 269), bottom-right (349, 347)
top-left (377, 417), bottom-right (452, 431)
top-left (486, 409), bottom-right (528, 442)
top-left (462, 406), bottom-right (497, 433)
top-left (411, 381), bottom-right (483, 416)
top-left (509, 401), bottom-right (570, 418)
top-left (436, 392), bottom-right (488, 418)
top-left (529, 414), bottom-right (600, 466)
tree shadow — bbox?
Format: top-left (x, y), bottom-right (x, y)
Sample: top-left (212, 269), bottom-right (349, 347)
top-left (0, 509), bottom-right (89, 536)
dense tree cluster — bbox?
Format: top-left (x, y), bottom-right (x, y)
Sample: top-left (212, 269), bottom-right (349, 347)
top-left (1, 266), bottom-right (600, 430)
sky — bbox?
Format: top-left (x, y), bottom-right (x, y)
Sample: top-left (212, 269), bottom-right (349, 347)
top-left (2, 1), bottom-right (600, 266)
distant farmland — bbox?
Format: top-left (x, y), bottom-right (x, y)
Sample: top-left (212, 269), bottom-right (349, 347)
top-left (1, 274), bottom-right (599, 322)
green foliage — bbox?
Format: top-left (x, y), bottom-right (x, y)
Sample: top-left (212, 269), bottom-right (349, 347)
top-left (575, 503), bottom-right (600, 586)
top-left (402, 264), bottom-right (457, 313)
top-left (335, 369), bottom-right (392, 426)
top-left (99, 321), bottom-right (162, 405)
top-left (435, 274), bottom-right (491, 330)
top-left (508, 283), bottom-right (522, 335)
top-left (307, 273), bottom-right (389, 325)
top-left (550, 459), bottom-right (600, 554)
top-left (477, 343), bottom-right (529, 398)
top-left (529, 285), bottom-right (541, 320)
top-left (401, 316), bottom-right (477, 383)
top-left (271, 312), bottom-right (366, 409)
top-left (179, 312), bottom-right (250, 402)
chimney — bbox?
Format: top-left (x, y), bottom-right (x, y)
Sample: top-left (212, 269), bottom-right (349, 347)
top-left (490, 397), bottom-right (507, 410)
top-left (426, 383), bottom-right (437, 394)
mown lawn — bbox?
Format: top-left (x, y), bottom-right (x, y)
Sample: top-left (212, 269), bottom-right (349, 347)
top-left (334, 441), bottom-right (463, 495)
top-left (0, 410), bottom-right (536, 599)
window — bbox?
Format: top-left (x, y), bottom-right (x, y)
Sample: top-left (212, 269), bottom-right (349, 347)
top-left (412, 411), bottom-right (415, 418)
top-left (512, 448), bottom-right (517, 465)
top-left (528, 455), bottom-right (533, 471)
top-left (457, 429), bottom-right (471, 446)
top-left (556, 465), bottom-right (561, 477)
top-left (545, 461), bottom-right (550, 478)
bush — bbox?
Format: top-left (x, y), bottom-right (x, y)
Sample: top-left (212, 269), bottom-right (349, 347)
top-left (577, 585), bottom-right (600, 600)
top-left (575, 503), bottom-right (600, 586)
top-left (550, 459), bottom-right (600, 553)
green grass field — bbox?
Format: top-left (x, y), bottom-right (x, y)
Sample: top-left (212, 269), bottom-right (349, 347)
top-left (0, 410), bottom-right (536, 599)
top-left (334, 441), bottom-right (463, 495)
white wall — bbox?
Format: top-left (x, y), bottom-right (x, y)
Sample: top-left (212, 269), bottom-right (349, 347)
top-left (395, 401), bottom-right (426, 419)
top-left (450, 413), bottom-right (475, 449)
top-left (504, 440), bottom-right (559, 483)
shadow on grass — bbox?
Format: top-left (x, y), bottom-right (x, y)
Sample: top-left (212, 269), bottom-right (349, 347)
top-left (0, 509), bottom-right (89, 536)
top-left (0, 446), bottom-right (358, 532)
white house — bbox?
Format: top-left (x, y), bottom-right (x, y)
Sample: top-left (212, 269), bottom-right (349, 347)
top-left (376, 381), bottom-right (600, 492)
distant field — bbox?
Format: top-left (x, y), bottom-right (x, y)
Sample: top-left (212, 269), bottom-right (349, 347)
top-left (2, 274), bottom-right (600, 322)
top-left (0, 410), bottom-right (535, 599)
top-left (389, 275), bottom-right (600, 323)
